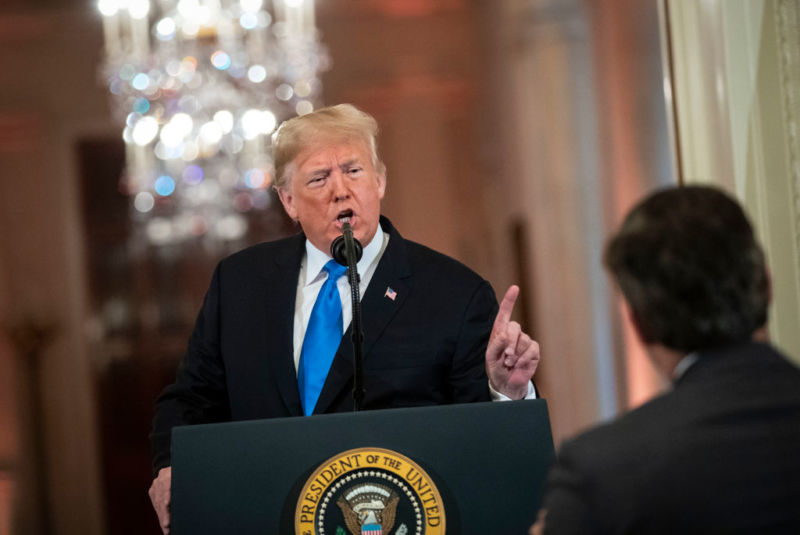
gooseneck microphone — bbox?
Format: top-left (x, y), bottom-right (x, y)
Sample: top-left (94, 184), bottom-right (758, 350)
top-left (330, 222), bottom-right (365, 411)
top-left (331, 223), bottom-right (363, 266)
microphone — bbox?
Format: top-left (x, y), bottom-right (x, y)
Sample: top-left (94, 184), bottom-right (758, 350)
top-left (331, 222), bottom-right (363, 266)
top-left (330, 221), bottom-right (366, 411)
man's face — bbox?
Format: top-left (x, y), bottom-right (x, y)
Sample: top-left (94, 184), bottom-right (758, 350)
top-left (278, 137), bottom-right (386, 252)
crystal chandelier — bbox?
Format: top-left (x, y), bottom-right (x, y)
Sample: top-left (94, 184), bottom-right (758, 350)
top-left (97, 0), bottom-right (327, 245)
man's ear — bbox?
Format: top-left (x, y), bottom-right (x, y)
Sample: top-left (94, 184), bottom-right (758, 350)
top-left (277, 187), bottom-right (298, 221)
top-left (376, 171), bottom-right (386, 200)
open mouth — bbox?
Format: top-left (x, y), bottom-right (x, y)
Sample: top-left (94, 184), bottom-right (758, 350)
top-left (336, 209), bottom-right (354, 225)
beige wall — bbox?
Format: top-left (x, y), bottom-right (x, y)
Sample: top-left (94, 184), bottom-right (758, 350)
top-left (0, 9), bottom-right (107, 535)
top-left (666, 0), bottom-right (800, 362)
top-left (317, 1), bottom-right (495, 280)
top-left (478, 0), bottom-right (677, 442)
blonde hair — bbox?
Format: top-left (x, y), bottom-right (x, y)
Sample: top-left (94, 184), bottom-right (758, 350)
top-left (272, 104), bottom-right (386, 191)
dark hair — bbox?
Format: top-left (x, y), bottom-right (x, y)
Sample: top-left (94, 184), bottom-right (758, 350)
top-left (604, 185), bottom-right (769, 353)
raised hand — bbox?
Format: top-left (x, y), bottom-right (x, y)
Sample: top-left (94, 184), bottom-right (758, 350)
top-left (485, 285), bottom-right (540, 399)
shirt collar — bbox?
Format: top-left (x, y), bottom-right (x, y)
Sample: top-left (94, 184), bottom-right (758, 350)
top-left (672, 352), bottom-right (699, 381)
top-left (304, 224), bottom-right (383, 285)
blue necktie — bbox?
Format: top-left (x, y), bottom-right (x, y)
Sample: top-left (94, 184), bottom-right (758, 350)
top-left (298, 260), bottom-right (348, 416)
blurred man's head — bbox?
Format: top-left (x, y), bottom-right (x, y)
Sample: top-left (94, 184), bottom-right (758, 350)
top-left (604, 185), bottom-right (769, 355)
top-left (273, 104), bottom-right (387, 252)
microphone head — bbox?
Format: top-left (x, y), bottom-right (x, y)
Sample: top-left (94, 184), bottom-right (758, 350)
top-left (331, 223), bottom-right (363, 266)
top-left (330, 235), bottom-right (348, 266)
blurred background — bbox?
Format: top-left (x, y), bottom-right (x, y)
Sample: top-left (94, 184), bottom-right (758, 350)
top-left (1, 0), bottom-right (798, 533)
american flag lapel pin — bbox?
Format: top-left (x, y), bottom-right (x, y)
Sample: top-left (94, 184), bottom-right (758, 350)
top-left (384, 286), bottom-right (397, 301)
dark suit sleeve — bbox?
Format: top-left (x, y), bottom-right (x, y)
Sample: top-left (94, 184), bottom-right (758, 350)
top-left (540, 440), bottom-right (595, 535)
top-left (448, 280), bottom-right (498, 403)
top-left (150, 263), bottom-right (232, 474)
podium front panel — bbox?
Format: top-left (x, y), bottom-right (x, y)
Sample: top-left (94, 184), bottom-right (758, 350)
top-left (172, 399), bottom-right (554, 534)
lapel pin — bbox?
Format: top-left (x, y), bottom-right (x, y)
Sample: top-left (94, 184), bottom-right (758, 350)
top-left (384, 287), bottom-right (397, 301)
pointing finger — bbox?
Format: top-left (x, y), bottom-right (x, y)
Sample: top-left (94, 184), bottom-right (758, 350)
top-left (494, 285), bottom-right (520, 332)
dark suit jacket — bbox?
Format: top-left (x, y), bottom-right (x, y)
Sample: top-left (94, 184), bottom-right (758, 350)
top-left (541, 342), bottom-right (800, 534)
top-left (151, 217), bottom-right (497, 471)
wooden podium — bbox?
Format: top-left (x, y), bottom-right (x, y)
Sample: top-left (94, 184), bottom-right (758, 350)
top-left (171, 399), bottom-right (555, 534)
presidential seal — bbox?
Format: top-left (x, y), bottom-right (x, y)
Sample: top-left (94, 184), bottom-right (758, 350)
top-left (295, 447), bottom-right (445, 535)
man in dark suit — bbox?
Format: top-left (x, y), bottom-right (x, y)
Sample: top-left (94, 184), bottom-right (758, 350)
top-left (148, 104), bottom-right (541, 532)
top-left (532, 185), bottom-right (800, 534)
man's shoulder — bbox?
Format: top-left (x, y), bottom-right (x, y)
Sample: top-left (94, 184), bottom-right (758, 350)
top-left (400, 238), bottom-right (486, 284)
top-left (558, 390), bottom-right (684, 472)
top-left (380, 216), bottom-right (486, 285)
top-left (683, 341), bottom-right (800, 383)
top-left (561, 342), bottom-right (800, 467)
top-left (219, 233), bottom-right (303, 269)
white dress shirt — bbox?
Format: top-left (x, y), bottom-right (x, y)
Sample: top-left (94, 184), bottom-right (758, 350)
top-left (292, 227), bottom-right (388, 371)
top-left (673, 352), bottom-right (699, 382)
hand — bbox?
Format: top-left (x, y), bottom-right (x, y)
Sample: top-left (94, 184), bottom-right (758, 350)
top-left (530, 508), bottom-right (547, 535)
top-left (485, 285), bottom-right (540, 399)
top-left (148, 466), bottom-right (172, 534)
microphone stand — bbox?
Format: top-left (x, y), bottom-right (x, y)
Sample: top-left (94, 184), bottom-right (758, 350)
top-left (331, 222), bottom-right (365, 411)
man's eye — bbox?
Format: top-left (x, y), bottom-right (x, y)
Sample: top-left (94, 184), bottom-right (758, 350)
top-left (348, 167), bottom-right (363, 175)
top-left (308, 176), bottom-right (325, 185)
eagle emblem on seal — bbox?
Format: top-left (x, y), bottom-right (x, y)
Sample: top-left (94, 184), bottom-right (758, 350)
top-left (336, 483), bottom-right (400, 535)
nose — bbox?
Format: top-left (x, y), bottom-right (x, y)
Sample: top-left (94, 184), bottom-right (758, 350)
top-left (330, 170), bottom-right (350, 202)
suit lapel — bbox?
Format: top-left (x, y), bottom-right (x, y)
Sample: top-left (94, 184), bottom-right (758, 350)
top-left (314, 217), bottom-right (412, 414)
top-left (262, 234), bottom-right (305, 416)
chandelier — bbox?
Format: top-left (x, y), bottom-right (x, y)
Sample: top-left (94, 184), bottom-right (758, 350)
top-left (97, 0), bottom-right (327, 245)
